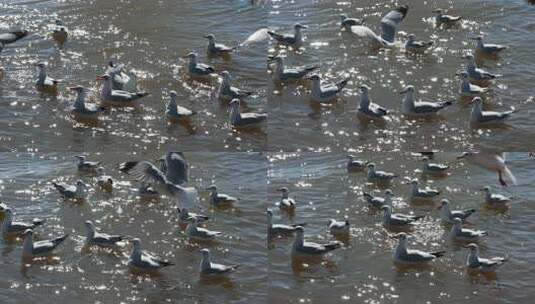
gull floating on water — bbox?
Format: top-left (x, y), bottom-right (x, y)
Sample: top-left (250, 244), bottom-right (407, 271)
top-left (205, 34), bottom-right (236, 56)
top-left (0, 30), bottom-right (29, 46)
top-left (432, 9), bottom-right (462, 28)
top-left (186, 218), bottom-right (222, 241)
top-left (52, 20), bottom-right (68, 45)
top-left (465, 243), bottom-right (507, 273)
top-left (1, 208), bottom-right (45, 236)
top-left (52, 180), bottom-right (87, 200)
top-left (457, 72), bottom-right (489, 97)
top-left (409, 179), bottom-right (440, 202)
top-left (22, 229), bottom-right (68, 259)
top-left (472, 36), bottom-right (507, 56)
top-left (35, 62), bottom-right (59, 94)
top-left (470, 97), bottom-right (515, 126)
top-left (106, 61), bottom-right (133, 91)
top-left (85, 220), bottom-right (125, 248)
top-left (128, 238), bottom-right (174, 270)
top-left (218, 71), bottom-right (253, 101)
top-left (177, 207), bottom-right (209, 225)
top-left (367, 163), bottom-right (398, 183)
top-left (96, 167), bottom-right (113, 193)
top-left (405, 34), bottom-right (433, 53)
top-left (439, 199), bottom-right (476, 224)
top-left (183, 52), bottom-right (215, 78)
top-left (206, 185), bottom-right (238, 206)
top-left (97, 74), bottom-right (148, 107)
top-left (268, 24), bottom-right (307, 48)
top-left (267, 209), bottom-right (304, 238)
top-left (307, 74), bottom-right (349, 104)
top-left (449, 218), bottom-right (488, 242)
top-left (276, 187), bottom-right (296, 210)
top-left (229, 99), bottom-right (267, 129)
top-left (400, 85), bottom-right (453, 116)
top-left (347, 155), bottom-right (368, 172)
top-left (393, 232), bottom-right (445, 266)
top-left (422, 157), bottom-right (449, 176)
top-left (268, 56), bottom-right (318, 83)
top-left (340, 14), bottom-right (365, 31)
top-left (458, 152), bottom-right (516, 186)
top-left (75, 155), bottom-right (100, 172)
top-left (328, 219), bottom-right (350, 236)
top-left (166, 90), bottom-right (196, 123)
top-left (464, 54), bottom-right (501, 84)
top-left (357, 84), bottom-right (389, 120)
top-left (480, 186), bottom-right (511, 206)
top-left (200, 248), bottom-right (239, 276)
top-left (350, 5), bottom-right (409, 49)
top-left (381, 205), bottom-right (423, 228)
top-left (363, 189), bottom-right (393, 209)
top-left (292, 226), bottom-right (341, 257)
top-left (69, 86), bottom-right (102, 122)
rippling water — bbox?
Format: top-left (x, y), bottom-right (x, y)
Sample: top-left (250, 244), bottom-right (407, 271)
top-left (1, 0), bottom-right (535, 303)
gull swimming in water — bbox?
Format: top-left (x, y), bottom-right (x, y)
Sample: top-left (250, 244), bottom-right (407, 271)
top-left (183, 52), bottom-right (215, 78)
top-left (400, 85), bottom-right (453, 117)
top-left (458, 152), bottom-right (516, 186)
top-left (218, 71), bottom-right (253, 101)
top-left (85, 220), bottom-right (125, 248)
top-left (367, 163), bottom-right (398, 183)
top-left (439, 199), bottom-right (476, 224)
top-left (347, 155), bottom-right (368, 172)
top-left (200, 248), bottom-right (239, 276)
top-left (393, 232), bottom-right (445, 266)
top-left (267, 209), bottom-right (304, 238)
top-left (186, 218), bottom-right (222, 241)
top-left (457, 72), bottom-right (489, 97)
top-left (307, 74), bottom-right (349, 104)
top-left (166, 90), bottom-right (196, 123)
top-left (228, 99), bottom-right (267, 129)
top-left (432, 9), bottom-right (462, 28)
top-left (128, 238), bottom-right (174, 270)
top-left (328, 219), bottom-right (350, 236)
top-left (35, 62), bottom-right (59, 94)
top-left (405, 34), bottom-right (433, 52)
top-left (268, 24), bottom-right (307, 48)
top-left (96, 167), bottom-right (113, 193)
top-left (1, 209), bottom-right (46, 236)
top-left (205, 34), bottom-right (235, 56)
top-left (470, 97), bottom-right (515, 126)
top-left (409, 179), bottom-right (440, 202)
top-left (350, 5), bottom-right (409, 49)
top-left (52, 180), bottom-right (87, 200)
top-left (97, 74), bottom-right (148, 107)
top-left (465, 243), bottom-right (507, 273)
top-left (22, 229), bottom-right (68, 259)
top-left (206, 185), bottom-right (238, 206)
top-left (51, 20), bottom-right (68, 45)
top-left (106, 61), bottom-right (132, 91)
top-left (268, 56), bottom-right (318, 83)
top-left (340, 14), bottom-right (365, 31)
top-left (69, 86), bottom-right (101, 122)
top-left (75, 155), bottom-right (100, 172)
top-left (381, 205), bottom-right (423, 228)
top-left (464, 54), bottom-right (501, 83)
top-left (449, 218), bottom-right (488, 242)
top-left (0, 30), bottom-right (29, 46)
top-left (276, 187), bottom-right (296, 210)
top-left (472, 36), bottom-right (507, 56)
top-left (480, 186), bottom-right (511, 206)
top-left (422, 157), bottom-right (449, 176)
top-left (292, 226), bottom-right (341, 257)
top-left (363, 189), bottom-right (393, 209)
top-left (177, 207), bottom-right (209, 225)
top-left (357, 84), bottom-right (389, 120)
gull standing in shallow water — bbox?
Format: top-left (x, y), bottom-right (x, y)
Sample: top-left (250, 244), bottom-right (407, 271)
top-left (165, 90), bottom-right (196, 123)
top-left (357, 85), bottom-right (389, 120)
top-left (480, 186), bottom-right (511, 206)
top-left (465, 243), bottom-right (507, 273)
top-left (350, 5), bottom-right (409, 49)
top-left (458, 152), bottom-right (516, 186)
top-left (472, 36), bottom-right (507, 57)
top-left (200, 248), bottom-right (239, 276)
top-left (22, 229), bottom-right (68, 259)
top-left (292, 226), bottom-right (341, 257)
top-left (267, 209), bottom-right (304, 238)
top-left (363, 189), bottom-right (394, 209)
top-left (128, 238), bottom-right (174, 271)
top-left (422, 157), bottom-right (449, 176)
top-left (470, 97), bottom-right (515, 126)
top-left (85, 220), bottom-right (125, 248)
top-left (2, 209), bottom-right (46, 236)
top-left (52, 180), bottom-right (86, 201)
top-left (268, 56), bottom-right (318, 83)
top-left (307, 74), bottom-right (349, 104)
top-left (400, 85), bottom-right (453, 117)
top-left (464, 54), bottom-right (501, 84)
top-left (205, 34), bottom-right (235, 57)
top-left (367, 163), bottom-right (397, 183)
top-left (449, 218), bottom-right (488, 242)
top-left (35, 63), bottom-right (59, 94)
top-left (432, 9), bottom-right (462, 28)
top-left (183, 52), bottom-right (215, 79)
top-left (347, 155), bottom-right (368, 172)
top-left (69, 86), bottom-right (101, 122)
top-left (393, 232), bottom-right (445, 266)
top-left (268, 24), bottom-right (307, 48)
top-left (439, 199), bottom-right (476, 224)
top-left (97, 74), bottom-right (148, 108)
top-left (228, 99), bottom-right (267, 129)
top-left (457, 72), bottom-right (489, 98)
top-left (218, 71), bottom-right (253, 101)
top-left (276, 187), bottom-right (296, 210)
top-left (405, 34), bottom-right (433, 53)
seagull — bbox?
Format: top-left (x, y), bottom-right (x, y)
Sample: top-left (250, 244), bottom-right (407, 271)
top-left (470, 97), bottom-right (514, 126)
top-left (480, 186), bottom-right (511, 205)
top-left (400, 85), bottom-right (453, 116)
top-left (464, 54), bottom-right (501, 83)
top-left (128, 238), bottom-right (174, 270)
top-left (472, 36), bottom-right (507, 56)
top-left (166, 90), bottom-right (196, 123)
top-left (432, 9), bottom-right (462, 27)
top-left (205, 34), bottom-right (235, 56)
top-left (206, 185), bottom-right (238, 206)
top-left (106, 61), bottom-right (132, 91)
top-left (340, 14), bottom-right (365, 31)
top-left (422, 157), bottom-right (449, 176)
top-left (367, 163), bottom-right (398, 183)
top-left (362, 189), bottom-right (394, 209)
top-left (0, 30), bottom-right (29, 46)
top-left (350, 5), bottom-right (409, 49)
top-left (409, 179), bottom-right (440, 202)
top-left (218, 71), bottom-right (253, 101)
top-left (75, 155), bottom-right (100, 172)
top-left (228, 99), bottom-right (267, 129)
top-left (267, 209), bottom-right (304, 238)
top-left (439, 199), bottom-right (476, 224)
top-left (183, 52), bottom-right (215, 78)
top-left (200, 248), bottom-right (239, 276)
top-left (405, 34), bottom-right (433, 52)
top-left (51, 20), bottom-right (68, 45)
top-left (268, 24), bottom-right (307, 48)
top-left (177, 207), bottom-right (210, 224)
top-left (138, 182), bottom-right (160, 200)
top-left (307, 74), bottom-right (349, 104)
top-left (97, 74), bottom-right (148, 107)
top-left (465, 243), bottom-right (507, 273)
top-left (96, 167), bottom-right (113, 193)
top-left (268, 56), bottom-right (318, 82)
top-left (449, 218), bottom-right (488, 242)
top-left (186, 219), bottom-right (222, 241)
top-left (457, 72), bottom-right (489, 97)
top-left (393, 232), bottom-right (445, 266)
top-left (22, 229), bottom-right (68, 259)
top-left (69, 86), bottom-right (101, 122)
top-left (381, 205), bottom-right (423, 228)
top-left (347, 155), bottom-right (368, 172)
top-left (158, 151), bottom-right (189, 185)
top-left (35, 63), bottom-right (59, 94)
top-left (357, 84), bottom-right (389, 119)
top-left (458, 152), bottom-right (516, 187)
top-left (276, 187), bottom-right (296, 210)
top-left (52, 180), bottom-right (87, 200)
top-left (85, 220), bottom-right (125, 247)
top-left (292, 226), bottom-right (341, 257)
top-left (328, 219), bottom-right (350, 236)
top-left (1, 209), bottom-right (46, 236)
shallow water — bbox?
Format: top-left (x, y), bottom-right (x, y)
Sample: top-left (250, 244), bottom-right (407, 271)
top-left (1, 0), bottom-right (535, 303)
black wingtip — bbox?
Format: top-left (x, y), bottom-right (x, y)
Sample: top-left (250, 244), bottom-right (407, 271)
top-left (431, 250), bottom-right (446, 258)
top-left (119, 161), bottom-right (138, 173)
